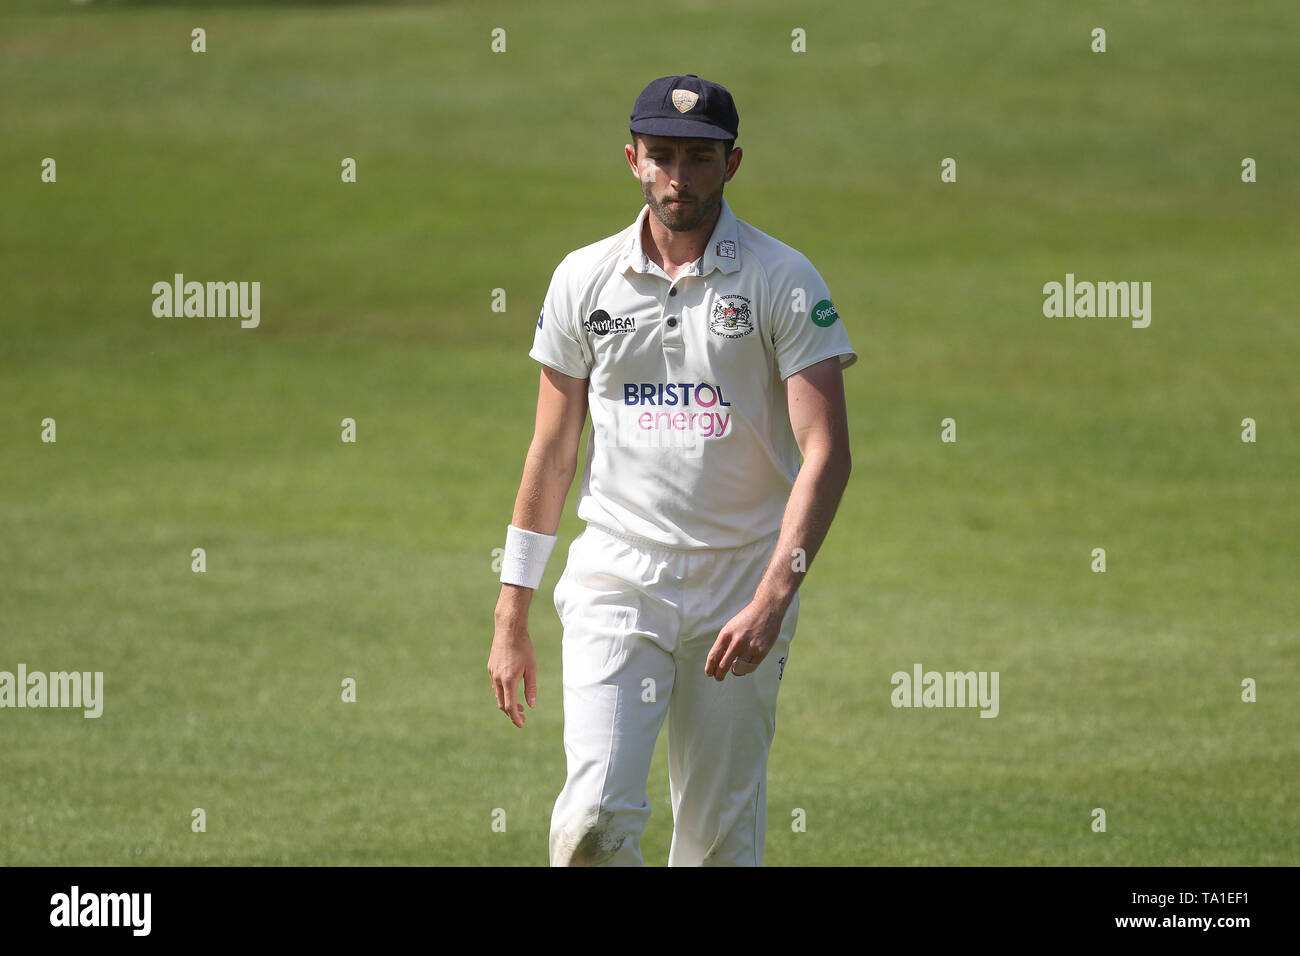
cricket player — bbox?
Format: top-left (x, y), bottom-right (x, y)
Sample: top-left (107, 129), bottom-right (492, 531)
top-left (488, 74), bottom-right (855, 866)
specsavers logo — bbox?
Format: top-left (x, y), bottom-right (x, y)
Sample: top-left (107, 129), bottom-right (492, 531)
top-left (811, 299), bottom-right (839, 327)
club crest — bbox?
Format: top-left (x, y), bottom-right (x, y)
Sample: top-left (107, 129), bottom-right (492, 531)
top-left (672, 89), bottom-right (699, 113)
top-left (709, 294), bottom-right (753, 338)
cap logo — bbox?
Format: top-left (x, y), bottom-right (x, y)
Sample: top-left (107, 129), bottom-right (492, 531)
top-left (671, 89), bottom-right (699, 112)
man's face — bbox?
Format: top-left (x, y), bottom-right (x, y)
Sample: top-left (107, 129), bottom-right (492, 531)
top-left (629, 134), bottom-right (739, 232)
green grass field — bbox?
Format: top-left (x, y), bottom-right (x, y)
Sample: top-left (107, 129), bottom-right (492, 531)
top-left (1, 0), bottom-right (1296, 865)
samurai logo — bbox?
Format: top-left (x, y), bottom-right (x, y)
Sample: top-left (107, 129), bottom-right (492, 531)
top-left (709, 294), bottom-right (754, 338)
top-left (584, 309), bottom-right (636, 336)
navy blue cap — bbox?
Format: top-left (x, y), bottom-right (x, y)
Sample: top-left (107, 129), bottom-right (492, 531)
top-left (629, 74), bottom-right (738, 141)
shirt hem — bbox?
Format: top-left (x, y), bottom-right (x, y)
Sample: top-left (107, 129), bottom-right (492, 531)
top-left (529, 351), bottom-right (590, 381)
top-left (779, 348), bottom-right (858, 381)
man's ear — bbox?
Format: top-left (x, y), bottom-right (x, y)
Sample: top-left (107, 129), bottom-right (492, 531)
top-left (724, 146), bottom-right (742, 182)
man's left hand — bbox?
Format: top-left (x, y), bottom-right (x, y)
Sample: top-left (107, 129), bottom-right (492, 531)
top-left (705, 600), bottom-right (786, 681)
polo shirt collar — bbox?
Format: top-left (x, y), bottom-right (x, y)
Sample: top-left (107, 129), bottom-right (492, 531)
top-left (617, 196), bottom-right (742, 277)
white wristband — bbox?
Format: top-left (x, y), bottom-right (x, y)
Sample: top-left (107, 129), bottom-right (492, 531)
top-left (500, 524), bottom-right (558, 590)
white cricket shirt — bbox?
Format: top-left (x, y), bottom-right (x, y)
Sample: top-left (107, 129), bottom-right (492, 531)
top-left (530, 196), bottom-right (856, 550)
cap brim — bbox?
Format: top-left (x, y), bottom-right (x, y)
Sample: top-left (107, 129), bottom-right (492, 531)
top-left (629, 116), bottom-right (734, 140)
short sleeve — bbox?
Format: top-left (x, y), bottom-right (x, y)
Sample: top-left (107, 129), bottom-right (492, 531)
top-left (529, 255), bottom-right (593, 380)
top-left (766, 252), bottom-right (857, 381)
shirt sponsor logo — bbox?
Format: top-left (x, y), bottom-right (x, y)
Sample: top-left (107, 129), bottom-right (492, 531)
top-left (811, 298), bottom-right (839, 327)
top-left (631, 407), bottom-right (729, 440)
top-left (709, 294), bottom-right (754, 338)
top-left (613, 383), bottom-right (733, 448)
top-left (584, 309), bottom-right (637, 336)
top-left (716, 239), bottom-right (736, 259)
top-left (622, 382), bottom-right (731, 407)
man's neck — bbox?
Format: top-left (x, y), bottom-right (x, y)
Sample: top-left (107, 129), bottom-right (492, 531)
top-left (643, 201), bottom-right (722, 280)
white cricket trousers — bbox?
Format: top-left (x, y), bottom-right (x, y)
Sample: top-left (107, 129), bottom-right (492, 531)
top-left (548, 522), bottom-right (798, 867)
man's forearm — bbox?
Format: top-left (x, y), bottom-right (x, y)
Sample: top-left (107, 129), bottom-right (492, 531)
top-left (751, 449), bottom-right (851, 619)
top-left (511, 443), bottom-right (576, 534)
top-left (495, 443), bottom-right (578, 623)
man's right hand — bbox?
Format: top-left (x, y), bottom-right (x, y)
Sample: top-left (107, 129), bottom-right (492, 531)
top-left (489, 612), bottom-right (538, 729)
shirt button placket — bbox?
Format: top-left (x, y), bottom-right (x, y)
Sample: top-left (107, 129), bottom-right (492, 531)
top-left (662, 279), bottom-right (683, 355)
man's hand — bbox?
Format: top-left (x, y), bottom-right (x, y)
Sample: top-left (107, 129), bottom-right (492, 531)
top-left (489, 618), bottom-right (538, 728)
top-left (705, 599), bottom-right (785, 681)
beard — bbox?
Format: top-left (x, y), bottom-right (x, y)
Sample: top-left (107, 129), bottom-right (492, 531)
top-left (642, 178), bottom-right (724, 233)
